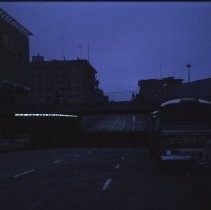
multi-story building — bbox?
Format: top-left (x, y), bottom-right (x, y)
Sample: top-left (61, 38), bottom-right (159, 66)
top-left (137, 77), bottom-right (183, 105)
top-left (0, 8), bottom-right (32, 112)
top-left (136, 76), bottom-right (211, 106)
top-left (0, 8), bottom-right (32, 81)
top-left (173, 78), bottom-right (211, 101)
top-left (27, 55), bottom-right (107, 111)
top-left (0, 8), bottom-right (107, 113)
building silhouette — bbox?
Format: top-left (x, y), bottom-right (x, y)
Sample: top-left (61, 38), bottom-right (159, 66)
top-left (136, 76), bottom-right (211, 106)
top-left (0, 8), bottom-right (108, 113)
top-left (172, 78), bottom-right (211, 101)
top-left (137, 77), bottom-right (183, 105)
top-left (0, 8), bottom-right (32, 113)
top-left (27, 55), bottom-right (108, 111)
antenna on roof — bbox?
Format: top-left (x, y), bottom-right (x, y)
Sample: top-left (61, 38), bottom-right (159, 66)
top-left (78, 43), bottom-right (82, 59)
top-left (60, 36), bottom-right (64, 60)
top-left (160, 64), bottom-right (163, 79)
top-left (88, 41), bottom-right (90, 62)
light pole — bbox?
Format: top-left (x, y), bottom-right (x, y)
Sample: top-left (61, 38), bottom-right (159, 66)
top-left (186, 64), bottom-right (191, 83)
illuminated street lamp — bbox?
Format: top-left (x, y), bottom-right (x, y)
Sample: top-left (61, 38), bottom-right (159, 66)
top-left (186, 64), bottom-right (191, 83)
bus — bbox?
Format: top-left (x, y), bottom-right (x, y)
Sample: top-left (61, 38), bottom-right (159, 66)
top-left (148, 98), bottom-right (211, 166)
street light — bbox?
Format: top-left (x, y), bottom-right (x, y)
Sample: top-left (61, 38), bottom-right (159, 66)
top-left (186, 64), bottom-right (191, 83)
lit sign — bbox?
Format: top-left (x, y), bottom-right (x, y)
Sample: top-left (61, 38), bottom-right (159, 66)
top-left (15, 113), bottom-right (78, 118)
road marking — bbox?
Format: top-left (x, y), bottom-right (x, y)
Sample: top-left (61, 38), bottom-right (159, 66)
top-left (53, 160), bottom-right (64, 164)
top-left (74, 154), bottom-right (80, 158)
top-left (115, 164), bottom-right (120, 169)
top-left (121, 156), bottom-right (125, 160)
top-left (102, 178), bottom-right (112, 191)
top-left (13, 169), bottom-right (35, 178)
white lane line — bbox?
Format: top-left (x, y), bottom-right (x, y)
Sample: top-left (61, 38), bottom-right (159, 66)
top-left (53, 160), bottom-right (64, 164)
top-left (115, 164), bottom-right (120, 169)
top-left (102, 178), bottom-right (112, 191)
top-left (121, 156), bottom-right (125, 160)
top-left (74, 154), bottom-right (80, 158)
top-left (13, 169), bottom-right (35, 178)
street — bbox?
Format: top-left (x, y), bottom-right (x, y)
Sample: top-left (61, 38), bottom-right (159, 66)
top-left (0, 148), bottom-right (211, 210)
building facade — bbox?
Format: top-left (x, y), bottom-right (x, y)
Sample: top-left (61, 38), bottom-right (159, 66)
top-left (0, 8), bottom-right (108, 113)
top-left (137, 77), bottom-right (183, 105)
top-left (136, 76), bottom-right (211, 106)
top-left (173, 78), bottom-right (211, 101)
top-left (0, 8), bottom-right (32, 81)
top-left (27, 55), bottom-right (107, 111)
top-left (0, 8), bottom-right (32, 113)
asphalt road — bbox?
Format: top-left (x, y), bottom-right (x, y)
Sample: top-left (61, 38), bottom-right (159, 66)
top-left (82, 114), bottom-right (148, 132)
top-left (0, 148), bottom-right (211, 210)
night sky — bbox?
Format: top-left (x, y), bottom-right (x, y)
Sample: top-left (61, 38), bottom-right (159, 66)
top-left (1, 2), bottom-right (211, 93)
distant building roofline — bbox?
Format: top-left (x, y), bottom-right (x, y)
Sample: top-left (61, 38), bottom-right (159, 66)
top-left (138, 76), bottom-right (183, 82)
top-left (0, 8), bottom-right (33, 36)
top-left (184, 77), bottom-right (211, 85)
top-left (32, 57), bottom-right (93, 65)
top-left (30, 57), bottom-right (97, 73)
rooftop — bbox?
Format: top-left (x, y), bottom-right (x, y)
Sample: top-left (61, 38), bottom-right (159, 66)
top-left (0, 8), bottom-right (33, 36)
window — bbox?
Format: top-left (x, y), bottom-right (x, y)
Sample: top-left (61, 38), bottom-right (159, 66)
top-left (2, 33), bottom-right (9, 49)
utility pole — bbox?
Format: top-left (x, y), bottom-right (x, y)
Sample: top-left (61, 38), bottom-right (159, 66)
top-left (160, 64), bottom-right (163, 79)
top-left (88, 41), bottom-right (90, 62)
top-left (60, 36), bottom-right (64, 59)
top-left (186, 64), bottom-right (191, 83)
top-left (79, 44), bottom-right (82, 59)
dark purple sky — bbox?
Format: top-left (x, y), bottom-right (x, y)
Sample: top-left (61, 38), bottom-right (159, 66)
top-left (1, 2), bottom-right (211, 92)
